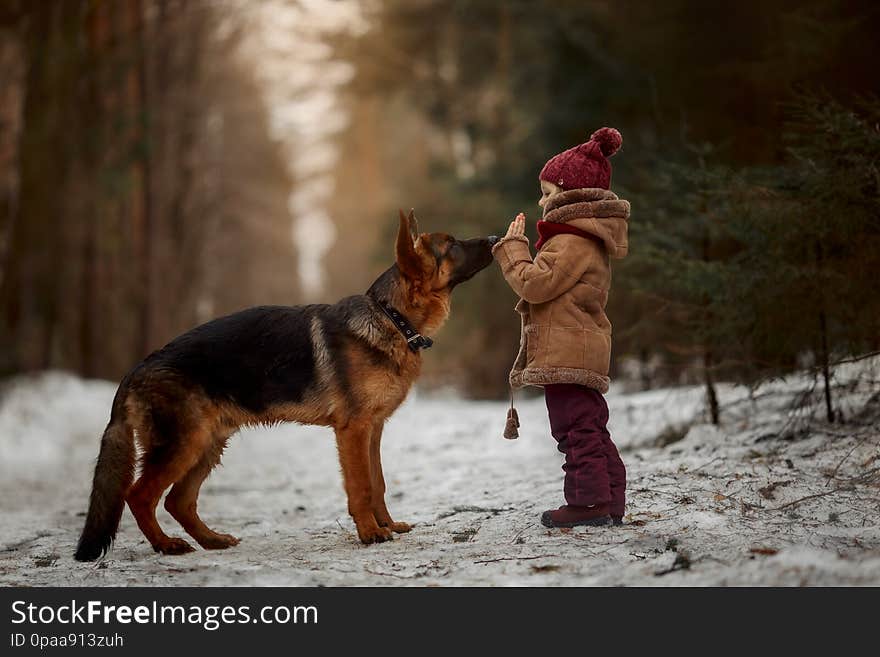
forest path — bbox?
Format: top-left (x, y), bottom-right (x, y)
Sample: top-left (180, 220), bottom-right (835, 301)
top-left (1, 369), bottom-right (878, 586)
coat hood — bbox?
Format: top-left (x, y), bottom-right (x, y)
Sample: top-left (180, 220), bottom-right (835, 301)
top-left (541, 188), bottom-right (630, 258)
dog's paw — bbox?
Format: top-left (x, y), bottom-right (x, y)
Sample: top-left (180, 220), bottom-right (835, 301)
top-left (154, 537), bottom-right (195, 555)
top-left (197, 533), bottom-right (240, 550)
top-left (385, 521), bottom-right (412, 534)
top-left (358, 524), bottom-right (394, 545)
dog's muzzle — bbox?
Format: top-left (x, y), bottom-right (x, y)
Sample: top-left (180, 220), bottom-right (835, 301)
top-left (488, 235), bottom-right (499, 246)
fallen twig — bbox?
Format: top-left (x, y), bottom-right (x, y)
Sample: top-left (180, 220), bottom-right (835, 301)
top-left (510, 528), bottom-right (527, 545)
top-left (633, 487), bottom-right (681, 498)
top-left (773, 487), bottom-right (853, 511)
top-left (438, 505), bottom-right (513, 520)
top-left (336, 518), bottom-right (357, 542)
top-left (474, 554), bottom-right (559, 565)
top-left (587, 539), bottom-right (631, 554)
top-left (838, 466), bottom-right (880, 485)
top-left (693, 456), bottom-right (724, 472)
top-left (825, 439), bottom-right (866, 487)
top-left (364, 568), bottom-right (419, 579)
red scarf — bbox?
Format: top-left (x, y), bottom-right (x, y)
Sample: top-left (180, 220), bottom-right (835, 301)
top-left (535, 220), bottom-right (600, 251)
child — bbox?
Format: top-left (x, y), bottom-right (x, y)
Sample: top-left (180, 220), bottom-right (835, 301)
top-left (492, 127), bottom-right (630, 528)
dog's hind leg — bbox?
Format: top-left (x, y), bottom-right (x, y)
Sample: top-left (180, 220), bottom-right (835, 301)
top-left (369, 420), bottom-right (411, 534)
top-left (336, 417), bottom-right (392, 544)
top-left (164, 433), bottom-right (239, 550)
top-left (127, 419), bottom-right (212, 555)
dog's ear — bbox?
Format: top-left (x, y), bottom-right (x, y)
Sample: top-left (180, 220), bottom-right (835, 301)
top-left (408, 209), bottom-right (420, 241)
top-left (396, 209), bottom-right (424, 280)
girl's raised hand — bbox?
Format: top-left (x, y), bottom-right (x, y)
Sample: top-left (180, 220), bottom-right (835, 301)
top-left (505, 213), bottom-right (526, 239)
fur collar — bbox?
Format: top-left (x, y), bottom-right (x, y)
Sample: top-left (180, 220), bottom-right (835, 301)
top-left (541, 187), bottom-right (630, 258)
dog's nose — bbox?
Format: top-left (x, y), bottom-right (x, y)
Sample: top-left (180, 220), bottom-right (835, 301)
top-left (487, 235), bottom-right (499, 246)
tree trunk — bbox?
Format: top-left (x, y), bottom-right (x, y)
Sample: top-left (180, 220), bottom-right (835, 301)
top-left (818, 309), bottom-right (834, 423)
top-left (2, 2), bottom-right (85, 372)
top-left (122, 0), bottom-right (151, 360)
top-left (815, 242), bottom-right (834, 423)
top-left (704, 349), bottom-right (720, 425)
top-left (700, 227), bottom-right (719, 424)
top-left (79, 0), bottom-right (114, 378)
top-left (640, 347), bottom-right (652, 391)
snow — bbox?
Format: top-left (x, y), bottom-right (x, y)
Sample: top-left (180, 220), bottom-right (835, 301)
top-left (1, 360), bottom-right (878, 586)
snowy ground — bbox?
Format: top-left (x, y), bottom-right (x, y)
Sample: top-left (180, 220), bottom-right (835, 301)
top-left (1, 360), bottom-right (879, 586)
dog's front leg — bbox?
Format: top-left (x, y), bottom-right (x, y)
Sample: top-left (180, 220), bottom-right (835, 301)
top-left (336, 419), bottom-right (393, 544)
top-left (369, 419), bottom-right (412, 534)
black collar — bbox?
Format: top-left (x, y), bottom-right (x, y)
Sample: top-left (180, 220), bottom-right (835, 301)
top-left (377, 302), bottom-right (433, 353)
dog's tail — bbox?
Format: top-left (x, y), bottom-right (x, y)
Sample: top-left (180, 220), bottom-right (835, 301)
top-left (74, 380), bottom-right (136, 562)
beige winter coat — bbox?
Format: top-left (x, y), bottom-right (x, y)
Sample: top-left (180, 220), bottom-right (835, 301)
top-left (492, 188), bottom-right (630, 393)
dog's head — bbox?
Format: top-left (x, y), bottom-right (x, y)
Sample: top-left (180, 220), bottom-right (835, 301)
top-left (395, 209), bottom-right (497, 293)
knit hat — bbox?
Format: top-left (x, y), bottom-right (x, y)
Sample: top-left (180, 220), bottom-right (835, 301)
top-left (539, 127), bottom-right (622, 191)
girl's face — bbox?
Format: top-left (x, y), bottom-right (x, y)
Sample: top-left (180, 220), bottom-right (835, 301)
top-left (538, 180), bottom-right (562, 208)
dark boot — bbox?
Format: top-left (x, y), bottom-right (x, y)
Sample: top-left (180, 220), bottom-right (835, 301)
top-left (611, 516), bottom-right (624, 526)
top-left (541, 504), bottom-right (611, 528)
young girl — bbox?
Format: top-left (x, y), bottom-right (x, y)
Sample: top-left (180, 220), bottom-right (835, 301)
top-left (491, 127), bottom-right (630, 527)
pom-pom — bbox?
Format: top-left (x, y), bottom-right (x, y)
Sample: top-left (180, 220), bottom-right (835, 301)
top-left (590, 127), bottom-right (622, 157)
top-left (504, 407), bottom-right (520, 440)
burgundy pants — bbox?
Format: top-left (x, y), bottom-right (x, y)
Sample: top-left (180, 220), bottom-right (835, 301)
top-left (544, 383), bottom-right (626, 517)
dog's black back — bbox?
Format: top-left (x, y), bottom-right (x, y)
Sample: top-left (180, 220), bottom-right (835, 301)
top-left (140, 304), bottom-right (339, 414)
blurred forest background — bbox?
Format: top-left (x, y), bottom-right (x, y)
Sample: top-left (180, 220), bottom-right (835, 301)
top-left (1, 0), bottom-right (878, 418)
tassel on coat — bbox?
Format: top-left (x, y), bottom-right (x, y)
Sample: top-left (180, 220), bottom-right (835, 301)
top-left (504, 406), bottom-right (520, 440)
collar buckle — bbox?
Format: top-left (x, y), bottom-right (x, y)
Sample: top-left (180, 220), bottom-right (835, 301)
top-left (406, 333), bottom-right (434, 352)
top-left (378, 302), bottom-right (434, 353)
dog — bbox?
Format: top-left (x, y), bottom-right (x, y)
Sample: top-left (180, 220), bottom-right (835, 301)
top-left (74, 210), bottom-right (497, 560)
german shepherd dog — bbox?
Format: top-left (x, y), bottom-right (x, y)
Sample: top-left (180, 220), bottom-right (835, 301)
top-left (74, 210), bottom-right (496, 561)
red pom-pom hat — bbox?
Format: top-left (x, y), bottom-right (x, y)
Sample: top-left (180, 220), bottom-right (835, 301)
top-left (539, 127), bottom-right (622, 191)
